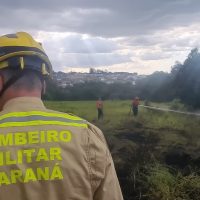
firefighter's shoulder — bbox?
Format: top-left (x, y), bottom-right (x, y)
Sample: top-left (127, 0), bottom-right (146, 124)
top-left (86, 122), bottom-right (107, 145)
top-left (45, 108), bottom-right (107, 145)
top-left (44, 109), bottom-right (88, 128)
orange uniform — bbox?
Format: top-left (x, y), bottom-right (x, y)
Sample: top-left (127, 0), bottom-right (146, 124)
top-left (96, 100), bottom-right (103, 109)
top-left (132, 97), bottom-right (140, 116)
top-left (132, 98), bottom-right (139, 107)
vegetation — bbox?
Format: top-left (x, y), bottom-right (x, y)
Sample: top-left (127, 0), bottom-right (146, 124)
top-left (43, 46), bottom-right (200, 200)
top-left (154, 48), bottom-right (200, 108)
top-left (44, 48), bottom-right (200, 110)
top-left (170, 48), bottom-right (200, 108)
top-left (45, 100), bottom-right (200, 200)
top-left (44, 80), bottom-right (138, 101)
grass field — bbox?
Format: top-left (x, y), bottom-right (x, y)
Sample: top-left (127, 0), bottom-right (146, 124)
top-left (45, 100), bottom-right (132, 132)
top-left (45, 100), bottom-right (200, 140)
top-left (45, 100), bottom-right (200, 200)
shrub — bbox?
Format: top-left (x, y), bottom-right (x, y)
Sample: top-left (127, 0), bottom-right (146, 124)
top-left (169, 99), bottom-right (185, 111)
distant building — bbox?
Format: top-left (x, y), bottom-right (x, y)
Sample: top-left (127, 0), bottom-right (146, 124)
top-left (53, 70), bottom-right (144, 88)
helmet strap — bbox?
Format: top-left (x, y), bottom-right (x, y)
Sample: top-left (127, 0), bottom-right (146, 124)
top-left (41, 80), bottom-right (46, 95)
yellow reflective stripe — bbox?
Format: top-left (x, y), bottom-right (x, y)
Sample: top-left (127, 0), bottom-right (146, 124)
top-left (0, 120), bottom-right (88, 128)
top-left (0, 111), bottom-right (83, 121)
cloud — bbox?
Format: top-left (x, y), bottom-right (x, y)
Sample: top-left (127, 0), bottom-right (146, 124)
top-left (60, 53), bottom-right (131, 68)
top-left (1, 0), bottom-right (200, 74)
top-left (139, 52), bottom-right (171, 61)
top-left (1, 0), bottom-right (200, 37)
top-left (61, 35), bottom-right (120, 54)
top-left (34, 32), bottom-right (130, 70)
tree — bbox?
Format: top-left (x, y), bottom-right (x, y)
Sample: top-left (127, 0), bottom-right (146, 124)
top-left (169, 48), bottom-right (200, 108)
top-left (89, 68), bottom-right (96, 74)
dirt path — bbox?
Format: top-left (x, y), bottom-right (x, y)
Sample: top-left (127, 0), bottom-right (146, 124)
top-left (139, 105), bottom-right (200, 117)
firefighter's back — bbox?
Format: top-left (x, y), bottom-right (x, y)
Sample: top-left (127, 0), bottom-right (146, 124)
top-left (0, 97), bottom-right (123, 200)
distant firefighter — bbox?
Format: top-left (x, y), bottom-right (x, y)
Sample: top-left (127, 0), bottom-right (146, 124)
top-left (132, 97), bottom-right (140, 116)
top-left (96, 98), bottom-right (104, 120)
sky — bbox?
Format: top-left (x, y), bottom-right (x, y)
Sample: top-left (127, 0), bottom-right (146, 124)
top-left (1, 0), bottom-right (200, 74)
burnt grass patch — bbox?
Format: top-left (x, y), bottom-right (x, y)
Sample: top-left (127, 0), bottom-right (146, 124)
top-left (106, 119), bottom-right (200, 199)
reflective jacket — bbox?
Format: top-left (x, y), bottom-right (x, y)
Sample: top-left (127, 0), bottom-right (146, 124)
top-left (0, 97), bottom-right (123, 200)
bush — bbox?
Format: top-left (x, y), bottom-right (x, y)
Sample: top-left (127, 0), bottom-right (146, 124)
top-left (145, 164), bottom-right (176, 200)
top-left (144, 100), bottom-right (151, 106)
top-left (174, 173), bottom-right (200, 199)
top-left (169, 99), bottom-right (186, 111)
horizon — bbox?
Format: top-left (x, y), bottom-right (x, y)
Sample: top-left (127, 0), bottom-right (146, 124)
top-left (54, 68), bottom-right (167, 76)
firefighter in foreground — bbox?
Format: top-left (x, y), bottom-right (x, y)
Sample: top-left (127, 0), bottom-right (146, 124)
top-left (132, 97), bottom-right (140, 116)
top-left (0, 32), bottom-right (123, 200)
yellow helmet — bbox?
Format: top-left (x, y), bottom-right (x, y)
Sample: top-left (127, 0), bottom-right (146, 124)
top-left (0, 32), bottom-right (52, 76)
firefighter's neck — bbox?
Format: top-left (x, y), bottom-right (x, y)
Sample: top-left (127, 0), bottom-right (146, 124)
top-left (0, 88), bottom-right (42, 111)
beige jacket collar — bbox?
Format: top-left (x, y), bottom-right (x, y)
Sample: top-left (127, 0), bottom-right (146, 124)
top-left (2, 97), bottom-right (46, 112)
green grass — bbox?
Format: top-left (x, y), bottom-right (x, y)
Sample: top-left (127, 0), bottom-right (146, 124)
top-left (45, 100), bottom-right (200, 153)
top-left (144, 99), bottom-right (188, 111)
top-left (45, 100), bottom-right (200, 138)
top-left (45, 100), bottom-right (132, 133)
